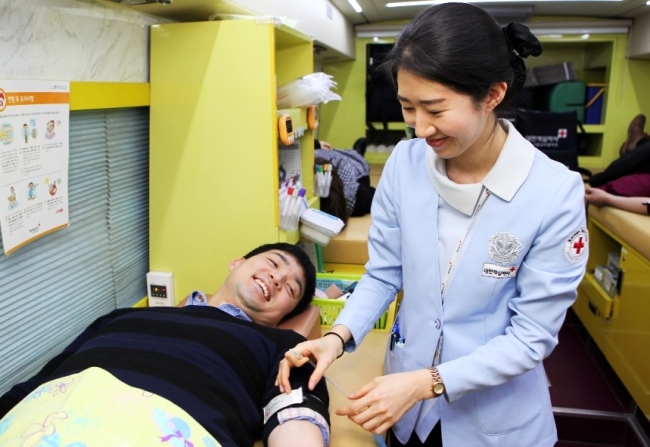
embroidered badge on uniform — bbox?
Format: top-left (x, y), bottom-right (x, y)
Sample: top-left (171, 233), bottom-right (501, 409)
top-left (564, 227), bottom-right (589, 263)
top-left (489, 232), bottom-right (521, 264)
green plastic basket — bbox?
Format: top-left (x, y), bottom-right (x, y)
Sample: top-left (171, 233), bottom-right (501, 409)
top-left (314, 272), bottom-right (396, 331)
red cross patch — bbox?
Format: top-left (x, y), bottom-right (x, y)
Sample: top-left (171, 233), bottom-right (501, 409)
top-left (558, 128), bottom-right (568, 139)
top-left (564, 227), bottom-right (589, 263)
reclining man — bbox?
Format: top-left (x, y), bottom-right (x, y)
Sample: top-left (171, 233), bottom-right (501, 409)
top-left (0, 242), bottom-right (329, 447)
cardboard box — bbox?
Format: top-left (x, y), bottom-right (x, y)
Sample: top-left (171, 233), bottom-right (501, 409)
top-left (530, 62), bottom-right (577, 86)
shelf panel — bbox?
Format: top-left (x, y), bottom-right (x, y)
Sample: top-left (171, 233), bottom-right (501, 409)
top-left (581, 274), bottom-right (620, 319)
top-left (364, 152), bottom-right (392, 164)
top-left (583, 124), bottom-right (606, 134)
top-left (276, 24), bottom-right (312, 49)
top-left (279, 229), bottom-right (300, 244)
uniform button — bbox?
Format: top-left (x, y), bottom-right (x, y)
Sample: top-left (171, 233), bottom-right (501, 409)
top-left (434, 319), bottom-right (441, 329)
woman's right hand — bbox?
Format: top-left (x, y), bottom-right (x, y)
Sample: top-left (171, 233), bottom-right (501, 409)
top-left (276, 326), bottom-right (349, 393)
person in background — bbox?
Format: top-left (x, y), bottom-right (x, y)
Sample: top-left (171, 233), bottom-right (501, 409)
top-left (315, 139), bottom-right (375, 218)
top-left (618, 113), bottom-right (648, 156)
top-left (0, 243), bottom-right (329, 447)
top-left (280, 3), bottom-right (587, 447)
top-left (588, 114), bottom-right (650, 199)
top-left (585, 187), bottom-right (650, 215)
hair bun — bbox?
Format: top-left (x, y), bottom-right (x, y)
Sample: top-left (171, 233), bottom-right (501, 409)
top-left (502, 23), bottom-right (542, 58)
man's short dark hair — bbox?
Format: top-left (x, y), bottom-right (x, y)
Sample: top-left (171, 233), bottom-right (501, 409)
top-left (244, 242), bottom-right (316, 321)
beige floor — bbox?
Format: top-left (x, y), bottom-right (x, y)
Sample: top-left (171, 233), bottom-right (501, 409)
top-left (326, 331), bottom-right (389, 447)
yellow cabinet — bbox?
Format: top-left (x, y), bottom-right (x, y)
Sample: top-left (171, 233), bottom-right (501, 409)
top-left (149, 20), bottom-right (314, 298)
top-left (573, 215), bottom-right (650, 421)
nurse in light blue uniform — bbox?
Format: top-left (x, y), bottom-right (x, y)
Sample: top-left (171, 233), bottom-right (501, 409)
top-left (279, 4), bottom-right (588, 446)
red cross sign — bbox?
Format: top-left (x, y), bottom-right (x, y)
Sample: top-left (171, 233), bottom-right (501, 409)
top-left (565, 228), bottom-right (589, 263)
top-left (572, 237), bottom-right (585, 254)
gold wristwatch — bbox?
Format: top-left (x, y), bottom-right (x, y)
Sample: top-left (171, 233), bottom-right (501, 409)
top-left (428, 367), bottom-right (445, 397)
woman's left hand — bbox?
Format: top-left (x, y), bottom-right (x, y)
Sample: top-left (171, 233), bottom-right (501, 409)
top-left (336, 369), bottom-right (433, 434)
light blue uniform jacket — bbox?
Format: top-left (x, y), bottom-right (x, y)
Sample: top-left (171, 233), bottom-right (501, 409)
top-left (334, 121), bottom-right (588, 446)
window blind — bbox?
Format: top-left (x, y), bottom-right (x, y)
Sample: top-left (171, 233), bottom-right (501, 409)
top-left (0, 107), bottom-right (149, 395)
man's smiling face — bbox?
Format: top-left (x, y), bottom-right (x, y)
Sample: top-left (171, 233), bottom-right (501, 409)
top-left (223, 250), bottom-right (305, 327)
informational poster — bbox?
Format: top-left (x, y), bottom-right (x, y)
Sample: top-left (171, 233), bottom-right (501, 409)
top-left (0, 80), bottom-right (70, 255)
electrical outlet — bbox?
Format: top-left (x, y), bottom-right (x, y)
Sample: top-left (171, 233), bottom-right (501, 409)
top-left (146, 271), bottom-right (175, 307)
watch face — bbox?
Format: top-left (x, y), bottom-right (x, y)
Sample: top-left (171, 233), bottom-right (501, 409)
top-left (433, 383), bottom-right (445, 395)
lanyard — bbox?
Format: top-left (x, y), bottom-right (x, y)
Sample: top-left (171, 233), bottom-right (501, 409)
top-left (434, 186), bottom-right (491, 365)
top-left (440, 186), bottom-right (491, 297)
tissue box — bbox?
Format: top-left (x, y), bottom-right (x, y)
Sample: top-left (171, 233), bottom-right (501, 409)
top-left (299, 208), bottom-right (345, 246)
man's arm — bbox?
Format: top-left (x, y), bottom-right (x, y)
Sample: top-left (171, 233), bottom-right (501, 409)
top-left (262, 333), bottom-right (331, 446)
top-left (268, 420), bottom-right (325, 447)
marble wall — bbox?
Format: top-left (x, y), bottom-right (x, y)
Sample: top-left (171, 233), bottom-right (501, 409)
top-left (0, 0), bottom-right (167, 82)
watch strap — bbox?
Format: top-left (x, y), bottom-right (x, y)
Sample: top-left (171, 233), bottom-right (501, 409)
top-left (428, 366), bottom-right (445, 397)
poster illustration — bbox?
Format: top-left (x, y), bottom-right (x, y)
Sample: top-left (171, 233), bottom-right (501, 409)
top-left (0, 80), bottom-right (70, 255)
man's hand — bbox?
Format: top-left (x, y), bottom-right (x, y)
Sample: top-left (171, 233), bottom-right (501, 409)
top-left (276, 326), bottom-right (350, 393)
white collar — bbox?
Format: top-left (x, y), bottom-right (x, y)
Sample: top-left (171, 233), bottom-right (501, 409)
top-left (426, 119), bottom-right (535, 215)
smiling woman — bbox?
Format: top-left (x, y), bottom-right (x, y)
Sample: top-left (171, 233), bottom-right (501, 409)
top-left (279, 4), bottom-right (589, 447)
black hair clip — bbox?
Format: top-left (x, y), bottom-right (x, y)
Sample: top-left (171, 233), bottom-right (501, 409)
top-left (503, 23), bottom-right (543, 59)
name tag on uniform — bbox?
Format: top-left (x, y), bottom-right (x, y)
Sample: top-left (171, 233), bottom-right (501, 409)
top-left (263, 387), bottom-right (303, 423)
top-left (482, 263), bottom-right (518, 278)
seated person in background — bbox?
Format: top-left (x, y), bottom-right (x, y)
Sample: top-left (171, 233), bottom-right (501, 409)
top-left (585, 187), bottom-right (650, 216)
top-left (619, 113), bottom-right (649, 156)
top-left (588, 114), bottom-right (650, 200)
top-left (315, 139), bottom-right (375, 219)
top-left (585, 114), bottom-right (650, 216)
top-left (0, 242), bottom-right (329, 447)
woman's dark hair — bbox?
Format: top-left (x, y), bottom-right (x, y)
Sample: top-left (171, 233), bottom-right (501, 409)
top-left (244, 242), bottom-right (316, 321)
top-left (315, 156), bottom-right (349, 225)
top-left (381, 2), bottom-right (542, 113)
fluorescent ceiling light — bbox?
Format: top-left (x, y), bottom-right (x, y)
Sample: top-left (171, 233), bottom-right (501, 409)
top-left (356, 18), bottom-right (631, 38)
top-left (387, 0), bottom-right (623, 5)
top-left (347, 0), bottom-right (363, 13)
